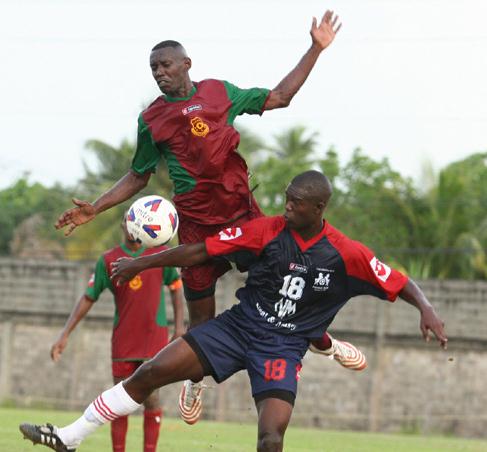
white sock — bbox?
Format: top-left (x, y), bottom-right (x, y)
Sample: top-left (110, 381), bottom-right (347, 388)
top-left (58, 382), bottom-right (141, 447)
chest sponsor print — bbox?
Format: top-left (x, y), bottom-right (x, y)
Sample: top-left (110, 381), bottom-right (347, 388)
top-left (289, 262), bottom-right (308, 274)
top-left (182, 104), bottom-right (203, 115)
top-left (312, 271), bottom-right (331, 292)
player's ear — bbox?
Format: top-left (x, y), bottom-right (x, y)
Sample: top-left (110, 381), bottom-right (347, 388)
top-left (184, 57), bottom-right (192, 70)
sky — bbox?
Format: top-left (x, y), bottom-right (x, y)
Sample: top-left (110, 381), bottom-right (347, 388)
top-left (1, 0), bottom-right (487, 189)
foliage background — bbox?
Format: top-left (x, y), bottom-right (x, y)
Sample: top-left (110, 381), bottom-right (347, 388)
top-left (2, 124), bottom-right (486, 279)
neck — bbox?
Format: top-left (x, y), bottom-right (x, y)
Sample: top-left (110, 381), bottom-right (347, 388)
top-left (125, 240), bottom-right (142, 252)
top-left (294, 219), bottom-right (324, 241)
top-left (164, 79), bottom-right (194, 98)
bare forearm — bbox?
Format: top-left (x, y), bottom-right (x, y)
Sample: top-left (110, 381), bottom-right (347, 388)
top-left (135, 243), bottom-right (209, 272)
top-left (60, 296), bottom-right (95, 337)
top-left (93, 170), bottom-right (150, 215)
top-left (399, 279), bottom-right (433, 313)
top-left (266, 44), bottom-right (323, 110)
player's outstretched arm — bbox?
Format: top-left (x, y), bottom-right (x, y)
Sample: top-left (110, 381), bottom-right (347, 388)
top-left (399, 279), bottom-right (448, 349)
top-left (55, 170), bottom-right (151, 236)
top-left (51, 295), bottom-right (95, 362)
top-left (264, 10), bottom-right (341, 111)
top-left (111, 243), bottom-right (210, 285)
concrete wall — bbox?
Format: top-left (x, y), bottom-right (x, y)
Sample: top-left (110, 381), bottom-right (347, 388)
top-left (1, 258), bottom-right (487, 437)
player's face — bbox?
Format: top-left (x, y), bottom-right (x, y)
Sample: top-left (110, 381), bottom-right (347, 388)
top-left (284, 185), bottom-right (321, 230)
top-left (150, 47), bottom-right (191, 96)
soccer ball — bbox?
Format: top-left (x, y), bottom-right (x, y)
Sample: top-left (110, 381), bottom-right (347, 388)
top-left (126, 195), bottom-right (178, 247)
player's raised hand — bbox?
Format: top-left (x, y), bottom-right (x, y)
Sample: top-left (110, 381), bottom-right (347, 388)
top-left (310, 10), bottom-right (342, 51)
top-left (111, 257), bottom-right (138, 286)
top-left (420, 307), bottom-right (448, 350)
top-left (55, 198), bottom-right (97, 236)
top-left (50, 335), bottom-right (68, 362)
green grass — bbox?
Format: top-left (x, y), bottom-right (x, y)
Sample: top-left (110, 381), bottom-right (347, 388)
top-left (4, 406), bottom-right (487, 451)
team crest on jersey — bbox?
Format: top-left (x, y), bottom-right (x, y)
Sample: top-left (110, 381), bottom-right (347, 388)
top-left (313, 272), bottom-right (331, 291)
top-left (129, 275), bottom-right (143, 290)
top-left (190, 117), bottom-right (209, 137)
top-left (182, 104), bottom-right (202, 115)
top-left (370, 257), bottom-right (391, 282)
top-left (289, 263), bottom-right (308, 274)
top-left (218, 227), bottom-right (242, 241)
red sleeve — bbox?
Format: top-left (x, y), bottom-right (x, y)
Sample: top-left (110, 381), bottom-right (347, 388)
top-left (205, 216), bottom-right (286, 257)
top-left (327, 225), bottom-right (408, 301)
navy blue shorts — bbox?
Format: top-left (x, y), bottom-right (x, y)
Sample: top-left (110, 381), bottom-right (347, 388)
top-left (184, 306), bottom-right (308, 405)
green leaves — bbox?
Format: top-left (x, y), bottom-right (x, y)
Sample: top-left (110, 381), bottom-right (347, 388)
top-left (1, 125), bottom-right (486, 280)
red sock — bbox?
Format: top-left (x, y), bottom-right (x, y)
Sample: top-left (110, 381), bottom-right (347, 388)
top-left (311, 331), bottom-right (333, 350)
top-left (111, 415), bottom-right (128, 452)
top-left (144, 408), bottom-right (163, 452)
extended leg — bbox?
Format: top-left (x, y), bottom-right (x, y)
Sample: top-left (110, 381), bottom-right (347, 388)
top-left (309, 332), bottom-right (367, 371)
top-left (179, 289), bottom-right (216, 424)
top-left (20, 338), bottom-right (204, 451)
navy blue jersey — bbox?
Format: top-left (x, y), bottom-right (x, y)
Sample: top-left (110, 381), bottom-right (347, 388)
top-left (205, 216), bottom-right (408, 339)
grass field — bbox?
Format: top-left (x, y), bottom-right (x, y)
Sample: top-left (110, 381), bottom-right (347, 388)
top-left (4, 406), bottom-right (487, 452)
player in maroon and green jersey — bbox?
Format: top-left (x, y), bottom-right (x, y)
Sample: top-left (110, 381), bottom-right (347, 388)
top-left (50, 214), bottom-right (185, 452)
top-left (54, 10), bottom-right (359, 424)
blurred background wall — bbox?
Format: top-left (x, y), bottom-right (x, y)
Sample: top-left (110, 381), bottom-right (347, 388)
top-left (1, 258), bottom-right (486, 437)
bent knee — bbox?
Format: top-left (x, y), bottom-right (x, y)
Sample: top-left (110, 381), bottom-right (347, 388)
top-left (257, 431), bottom-right (284, 452)
top-left (131, 360), bottom-right (164, 388)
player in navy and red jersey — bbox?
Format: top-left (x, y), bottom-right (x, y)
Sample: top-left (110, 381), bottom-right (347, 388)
top-left (22, 171), bottom-right (447, 452)
top-left (49, 214), bottom-right (185, 452)
top-left (54, 10), bottom-right (363, 424)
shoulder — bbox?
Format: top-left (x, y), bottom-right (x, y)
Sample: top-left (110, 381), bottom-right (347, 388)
top-left (140, 96), bottom-right (167, 121)
top-left (243, 215), bottom-right (286, 232)
top-left (101, 245), bottom-right (123, 264)
top-left (324, 223), bottom-right (367, 258)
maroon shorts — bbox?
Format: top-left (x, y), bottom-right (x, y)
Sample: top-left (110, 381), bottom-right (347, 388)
top-left (112, 360), bottom-right (144, 379)
top-left (178, 201), bottom-right (263, 294)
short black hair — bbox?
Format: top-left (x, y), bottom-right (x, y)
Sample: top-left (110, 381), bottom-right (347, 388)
top-left (151, 40), bottom-right (184, 51)
top-left (290, 170), bottom-right (333, 202)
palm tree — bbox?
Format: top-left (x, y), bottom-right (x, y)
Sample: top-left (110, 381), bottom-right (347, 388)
top-left (66, 138), bottom-right (173, 260)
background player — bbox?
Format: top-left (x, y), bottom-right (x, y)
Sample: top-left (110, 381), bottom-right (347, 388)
top-left (21, 170), bottom-right (447, 452)
top-left (53, 10), bottom-right (364, 423)
top-left (49, 213), bottom-right (185, 452)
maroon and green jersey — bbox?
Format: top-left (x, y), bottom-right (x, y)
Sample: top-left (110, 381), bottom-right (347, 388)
top-left (131, 79), bottom-right (270, 225)
top-left (85, 243), bottom-right (180, 361)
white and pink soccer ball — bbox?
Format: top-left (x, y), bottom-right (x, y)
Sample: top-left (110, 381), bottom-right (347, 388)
top-left (126, 195), bottom-right (178, 247)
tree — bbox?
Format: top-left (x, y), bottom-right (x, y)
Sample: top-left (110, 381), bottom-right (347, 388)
top-left (246, 126), bottom-right (320, 215)
top-left (0, 177), bottom-right (73, 256)
top-left (65, 139), bottom-right (174, 260)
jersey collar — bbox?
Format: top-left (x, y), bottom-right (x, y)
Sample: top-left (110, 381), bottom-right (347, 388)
top-left (120, 242), bottom-right (146, 258)
top-left (290, 221), bottom-right (328, 252)
top-left (164, 84), bottom-right (197, 102)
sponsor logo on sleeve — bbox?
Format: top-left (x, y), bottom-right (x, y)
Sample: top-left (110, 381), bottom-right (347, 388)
top-left (88, 273), bottom-right (95, 287)
top-left (218, 227), bottom-right (242, 241)
top-left (370, 257), bottom-right (391, 282)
